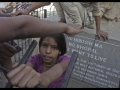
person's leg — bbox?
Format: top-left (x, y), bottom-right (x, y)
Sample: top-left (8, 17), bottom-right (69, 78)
top-left (60, 2), bottom-right (83, 26)
top-left (72, 2), bottom-right (85, 23)
top-left (53, 2), bottom-right (66, 23)
top-left (73, 2), bottom-right (95, 29)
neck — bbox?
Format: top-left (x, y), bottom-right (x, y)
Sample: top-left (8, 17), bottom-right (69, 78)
top-left (44, 62), bottom-right (54, 67)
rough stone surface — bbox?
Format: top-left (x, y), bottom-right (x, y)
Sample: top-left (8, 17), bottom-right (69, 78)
top-left (64, 32), bottom-right (120, 88)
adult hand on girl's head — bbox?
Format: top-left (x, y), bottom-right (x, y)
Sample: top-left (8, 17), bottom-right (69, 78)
top-left (66, 24), bottom-right (84, 36)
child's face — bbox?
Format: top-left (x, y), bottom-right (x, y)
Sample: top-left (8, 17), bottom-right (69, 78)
top-left (39, 37), bottom-right (61, 65)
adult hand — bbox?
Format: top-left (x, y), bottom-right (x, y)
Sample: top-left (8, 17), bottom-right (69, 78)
top-left (66, 24), bottom-right (84, 36)
top-left (96, 29), bottom-right (108, 41)
top-left (0, 42), bottom-right (17, 64)
top-left (11, 9), bottom-right (29, 17)
top-left (7, 64), bottom-right (41, 88)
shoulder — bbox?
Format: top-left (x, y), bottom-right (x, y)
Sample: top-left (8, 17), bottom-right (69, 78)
top-left (30, 54), bottom-right (42, 59)
top-left (57, 55), bottom-right (70, 63)
top-left (28, 54), bottom-right (42, 62)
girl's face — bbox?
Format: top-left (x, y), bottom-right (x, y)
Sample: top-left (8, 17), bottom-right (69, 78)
top-left (39, 37), bottom-right (61, 65)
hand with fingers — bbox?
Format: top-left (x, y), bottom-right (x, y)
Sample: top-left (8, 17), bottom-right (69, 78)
top-left (7, 64), bottom-right (42, 88)
top-left (96, 29), bottom-right (108, 41)
top-left (66, 23), bottom-right (84, 36)
top-left (0, 42), bottom-right (17, 70)
top-left (10, 9), bottom-right (29, 17)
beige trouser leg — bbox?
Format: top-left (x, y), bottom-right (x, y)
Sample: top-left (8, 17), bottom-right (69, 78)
top-left (54, 2), bottom-right (85, 25)
top-left (100, 7), bottom-right (107, 18)
top-left (72, 2), bottom-right (85, 24)
top-left (73, 2), bottom-right (95, 28)
top-left (53, 2), bottom-right (65, 20)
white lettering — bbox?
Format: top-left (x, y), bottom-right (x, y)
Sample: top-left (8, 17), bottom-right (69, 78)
top-left (87, 53), bottom-right (107, 62)
top-left (87, 69), bottom-right (97, 75)
top-left (112, 69), bottom-right (120, 74)
top-left (94, 43), bottom-right (103, 49)
top-left (66, 36), bottom-right (73, 40)
top-left (106, 72), bottom-right (118, 78)
top-left (88, 66), bottom-right (104, 73)
top-left (76, 44), bottom-right (98, 54)
top-left (98, 73), bottom-right (108, 78)
top-left (69, 42), bottom-right (75, 48)
top-left (74, 38), bottom-right (93, 46)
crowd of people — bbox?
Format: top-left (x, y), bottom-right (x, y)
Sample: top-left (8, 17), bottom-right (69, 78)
top-left (0, 2), bottom-right (119, 88)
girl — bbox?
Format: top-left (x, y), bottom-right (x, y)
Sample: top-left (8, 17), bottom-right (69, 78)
top-left (2, 33), bottom-right (70, 88)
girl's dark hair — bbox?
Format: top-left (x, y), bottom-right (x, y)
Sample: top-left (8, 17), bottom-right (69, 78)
top-left (39, 33), bottom-right (67, 56)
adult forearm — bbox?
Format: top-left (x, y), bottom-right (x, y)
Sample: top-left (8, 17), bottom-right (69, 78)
top-left (21, 16), bottom-right (68, 38)
top-left (94, 16), bottom-right (101, 31)
top-left (26, 2), bottom-right (51, 13)
top-left (0, 15), bottom-right (68, 43)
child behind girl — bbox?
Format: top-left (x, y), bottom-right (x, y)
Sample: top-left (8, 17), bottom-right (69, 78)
top-left (6, 33), bottom-right (70, 88)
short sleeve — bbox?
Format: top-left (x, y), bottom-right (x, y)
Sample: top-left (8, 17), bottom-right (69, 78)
top-left (91, 2), bottom-right (101, 16)
top-left (57, 55), bottom-right (70, 63)
top-left (28, 54), bottom-right (41, 68)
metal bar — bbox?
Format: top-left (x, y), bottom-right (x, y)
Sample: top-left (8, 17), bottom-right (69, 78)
top-left (18, 40), bottom-right (37, 65)
top-left (119, 78), bottom-right (120, 88)
top-left (44, 9), bottom-right (47, 18)
top-left (60, 51), bottom-right (78, 88)
top-left (4, 40), bottom-right (43, 88)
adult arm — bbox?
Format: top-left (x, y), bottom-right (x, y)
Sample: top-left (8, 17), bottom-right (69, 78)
top-left (0, 15), bottom-right (83, 43)
top-left (94, 16), bottom-right (108, 40)
top-left (12, 2), bottom-right (51, 16)
top-left (92, 2), bottom-right (108, 41)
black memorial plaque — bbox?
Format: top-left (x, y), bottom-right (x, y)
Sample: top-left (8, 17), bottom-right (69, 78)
top-left (64, 32), bottom-right (120, 88)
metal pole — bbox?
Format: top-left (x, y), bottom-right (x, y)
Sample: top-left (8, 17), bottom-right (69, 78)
top-left (44, 9), bottom-right (47, 18)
